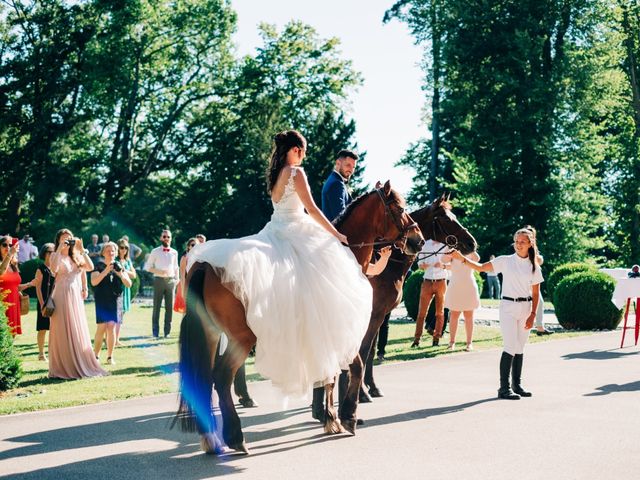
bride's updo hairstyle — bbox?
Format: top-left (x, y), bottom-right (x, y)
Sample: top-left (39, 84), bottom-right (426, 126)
top-left (266, 129), bottom-right (307, 193)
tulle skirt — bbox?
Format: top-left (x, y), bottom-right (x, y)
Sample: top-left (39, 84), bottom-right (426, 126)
top-left (187, 211), bottom-right (372, 396)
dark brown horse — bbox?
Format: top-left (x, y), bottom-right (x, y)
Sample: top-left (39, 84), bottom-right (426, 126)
top-left (176, 181), bottom-right (423, 454)
top-left (357, 196), bottom-right (477, 406)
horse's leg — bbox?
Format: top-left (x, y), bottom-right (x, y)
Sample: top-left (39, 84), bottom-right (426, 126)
top-left (323, 380), bottom-right (345, 434)
top-left (338, 354), bottom-right (364, 435)
top-left (214, 341), bottom-right (253, 454)
top-left (176, 265), bottom-right (223, 455)
top-left (364, 336), bottom-right (383, 397)
top-left (202, 268), bottom-right (256, 455)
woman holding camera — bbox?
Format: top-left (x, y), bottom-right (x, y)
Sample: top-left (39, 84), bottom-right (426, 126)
top-left (115, 239), bottom-right (137, 345)
top-left (92, 242), bottom-right (131, 365)
top-left (48, 229), bottom-right (107, 379)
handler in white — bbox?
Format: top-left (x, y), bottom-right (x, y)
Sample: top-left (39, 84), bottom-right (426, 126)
top-left (452, 227), bottom-right (543, 400)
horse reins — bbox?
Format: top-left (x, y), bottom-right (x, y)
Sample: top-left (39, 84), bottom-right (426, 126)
top-left (344, 189), bottom-right (418, 252)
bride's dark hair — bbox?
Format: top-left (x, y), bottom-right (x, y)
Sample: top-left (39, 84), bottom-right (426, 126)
top-left (266, 130), bottom-right (306, 193)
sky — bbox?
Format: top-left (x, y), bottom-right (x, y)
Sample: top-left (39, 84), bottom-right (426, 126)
top-left (231, 0), bottom-right (427, 195)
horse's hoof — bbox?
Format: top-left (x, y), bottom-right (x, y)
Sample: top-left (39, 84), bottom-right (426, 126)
top-left (359, 390), bottom-right (373, 403)
top-left (229, 441), bottom-right (250, 455)
top-left (200, 433), bottom-right (224, 455)
top-left (368, 386), bottom-right (384, 398)
top-left (324, 419), bottom-right (345, 435)
top-left (239, 397), bottom-right (258, 408)
top-left (341, 419), bottom-right (357, 435)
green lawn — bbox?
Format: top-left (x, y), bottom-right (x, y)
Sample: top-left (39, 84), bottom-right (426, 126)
top-left (1, 301), bottom-right (587, 415)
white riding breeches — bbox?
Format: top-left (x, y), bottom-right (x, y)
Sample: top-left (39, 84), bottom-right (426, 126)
top-left (500, 301), bottom-right (531, 355)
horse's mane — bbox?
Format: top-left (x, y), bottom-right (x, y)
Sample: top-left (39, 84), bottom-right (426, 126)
top-left (333, 188), bottom-right (404, 229)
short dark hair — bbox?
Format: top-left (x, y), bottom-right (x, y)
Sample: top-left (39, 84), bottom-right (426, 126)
top-left (336, 149), bottom-right (359, 161)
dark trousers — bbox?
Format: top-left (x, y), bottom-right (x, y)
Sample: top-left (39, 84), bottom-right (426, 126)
top-left (377, 313), bottom-right (390, 357)
top-left (152, 277), bottom-right (175, 337)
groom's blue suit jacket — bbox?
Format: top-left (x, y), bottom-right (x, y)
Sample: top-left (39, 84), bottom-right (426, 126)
top-left (321, 171), bottom-right (352, 222)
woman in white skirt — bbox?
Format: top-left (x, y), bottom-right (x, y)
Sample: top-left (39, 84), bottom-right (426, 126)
top-left (444, 252), bottom-right (481, 351)
top-left (452, 228), bottom-right (543, 400)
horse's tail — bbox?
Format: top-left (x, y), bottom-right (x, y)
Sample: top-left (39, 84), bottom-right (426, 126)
top-left (175, 264), bottom-right (217, 433)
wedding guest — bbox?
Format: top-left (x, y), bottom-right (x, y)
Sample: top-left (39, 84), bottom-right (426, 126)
top-left (144, 229), bottom-right (178, 338)
top-left (411, 238), bottom-right (449, 347)
top-left (174, 237), bottom-right (196, 314)
top-left (17, 235), bottom-right (38, 263)
top-left (34, 243), bottom-right (55, 360)
top-left (0, 236), bottom-right (33, 335)
top-left (87, 234), bottom-right (102, 263)
top-left (115, 239), bottom-right (137, 345)
top-left (48, 229), bottom-right (107, 379)
top-left (101, 234), bottom-right (110, 245)
top-left (445, 252), bottom-right (481, 351)
top-left (195, 234), bottom-right (206, 244)
top-left (453, 228), bottom-right (543, 400)
top-left (92, 242), bottom-right (131, 364)
top-left (486, 255), bottom-right (501, 299)
top-left (121, 235), bottom-right (142, 262)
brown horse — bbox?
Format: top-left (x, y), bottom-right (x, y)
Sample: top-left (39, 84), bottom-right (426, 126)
top-left (176, 181), bottom-right (423, 454)
top-left (358, 196), bottom-right (478, 405)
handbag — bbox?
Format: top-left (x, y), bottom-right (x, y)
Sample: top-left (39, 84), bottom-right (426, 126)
top-left (20, 293), bottom-right (29, 316)
top-left (42, 295), bottom-right (55, 317)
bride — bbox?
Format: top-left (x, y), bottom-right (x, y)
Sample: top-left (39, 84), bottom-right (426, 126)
top-left (188, 130), bottom-right (390, 396)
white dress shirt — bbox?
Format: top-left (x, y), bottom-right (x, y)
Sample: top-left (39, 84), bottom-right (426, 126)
top-left (144, 246), bottom-right (179, 279)
top-left (419, 239), bottom-right (449, 280)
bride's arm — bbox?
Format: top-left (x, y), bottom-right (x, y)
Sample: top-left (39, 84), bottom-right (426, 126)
top-left (293, 169), bottom-right (347, 244)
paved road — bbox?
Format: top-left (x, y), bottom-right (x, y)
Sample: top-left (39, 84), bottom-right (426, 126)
top-left (1, 331), bottom-right (638, 480)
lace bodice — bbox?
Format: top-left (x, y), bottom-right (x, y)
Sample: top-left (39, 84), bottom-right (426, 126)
top-left (271, 168), bottom-right (305, 221)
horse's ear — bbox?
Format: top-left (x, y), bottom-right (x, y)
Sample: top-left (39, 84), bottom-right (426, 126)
top-left (375, 180), bottom-right (383, 189)
top-left (383, 180), bottom-right (391, 196)
top-left (445, 192), bottom-right (451, 202)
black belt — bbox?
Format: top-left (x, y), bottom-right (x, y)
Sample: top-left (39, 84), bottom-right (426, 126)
top-left (423, 278), bottom-right (445, 282)
top-left (502, 296), bottom-right (532, 302)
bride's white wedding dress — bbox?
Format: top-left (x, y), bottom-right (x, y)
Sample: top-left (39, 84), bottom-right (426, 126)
top-left (188, 168), bottom-right (372, 396)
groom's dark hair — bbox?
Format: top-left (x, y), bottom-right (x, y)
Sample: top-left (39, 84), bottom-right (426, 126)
top-left (336, 149), bottom-right (359, 161)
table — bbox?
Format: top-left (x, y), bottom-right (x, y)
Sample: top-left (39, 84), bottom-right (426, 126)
top-left (606, 275), bottom-right (640, 348)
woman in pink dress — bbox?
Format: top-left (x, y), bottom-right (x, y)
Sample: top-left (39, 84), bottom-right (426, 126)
top-left (444, 252), bottom-right (481, 351)
top-left (48, 229), bottom-right (107, 379)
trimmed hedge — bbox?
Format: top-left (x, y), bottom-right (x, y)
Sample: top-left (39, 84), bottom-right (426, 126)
top-left (547, 262), bottom-right (596, 304)
top-left (554, 271), bottom-right (622, 330)
top-left (0, 290), bottom-right (22, 391)
top-left (403, 269), bottom-right (425, 320)
top-left (19, 258), bottom-right (42, 298)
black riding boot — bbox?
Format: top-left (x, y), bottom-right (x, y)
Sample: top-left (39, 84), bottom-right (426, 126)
top-left (311, 386), bottom-right (325, 422)
top-left (497, 351), bottom-right (520, 400)
top-left (511, 353), bottom-right (532, 397)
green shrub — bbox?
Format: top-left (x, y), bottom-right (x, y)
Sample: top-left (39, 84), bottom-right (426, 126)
top-left (0, 290), bottom-right (23, 391)
top-left (19, 258), bottom-right (43, 298)
top-left (403, 269), bottom-right (424, 320)
top-left (130, 271), bottom-right (141, 300)
top-left (473, 270), bottom-right (484, 298)
top-left (554, 271), bottom-right (622, 330)
top-left (547, 262), bottom-right (596, 303)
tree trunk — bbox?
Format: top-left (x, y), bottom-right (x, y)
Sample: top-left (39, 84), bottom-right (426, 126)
top-left (429, 0), bottom-right (441, 202)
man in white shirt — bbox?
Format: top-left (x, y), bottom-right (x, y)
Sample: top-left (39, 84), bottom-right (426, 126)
top-left (144, 229), bottom-right (179, 338)
top-left (412, 238), bottom-right (449, 347)
top-left (17, 235), bottom-right (38, 263)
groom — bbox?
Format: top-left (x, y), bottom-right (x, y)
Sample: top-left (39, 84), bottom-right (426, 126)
top-left (313, 149), bottom-right (359, 422)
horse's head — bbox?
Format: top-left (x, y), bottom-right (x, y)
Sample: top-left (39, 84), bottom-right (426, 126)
top-left (372, 181), bottom-right (424, 255)
top-left (411, 194), bottom-right (477, 255)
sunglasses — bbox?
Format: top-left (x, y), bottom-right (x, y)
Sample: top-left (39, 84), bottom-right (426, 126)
top-left (188, 243), bottom-right (196, 248)
top-left (0, 243), bottom-right (8, 248)
top-left (119, 246), bottom-right (128, 250)
top-left (162, 236), bottom-right (171, 239)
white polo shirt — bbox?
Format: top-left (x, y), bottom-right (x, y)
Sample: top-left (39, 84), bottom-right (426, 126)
top-left (491, 254), bottom-right (543, 298)
top-left (419, 239), bottom-right (448, 280)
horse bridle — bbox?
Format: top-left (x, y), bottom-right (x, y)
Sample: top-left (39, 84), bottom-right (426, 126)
top-left (346, 189), bottom-right (419, 252)
top-left (414, 213), bottom-right (459, 261)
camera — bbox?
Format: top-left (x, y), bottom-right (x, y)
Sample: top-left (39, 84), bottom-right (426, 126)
top-left (66, 239), bottom-right (76, 248)
top-left (112, 261), bottom-right (123, 272)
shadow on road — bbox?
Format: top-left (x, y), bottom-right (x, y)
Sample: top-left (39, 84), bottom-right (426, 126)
top-left (562, 349), bottom-right (640, 361)
top-left (584, 380), bottom-right (640, 397)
